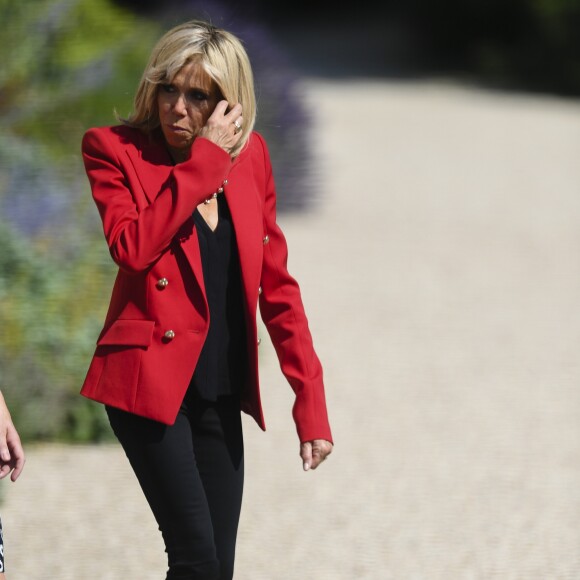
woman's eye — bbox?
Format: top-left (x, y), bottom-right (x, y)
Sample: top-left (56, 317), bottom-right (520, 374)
top-left (188, 90), bottom-right (209, 101)
top-left (160, 84), bottom-right (175, 93)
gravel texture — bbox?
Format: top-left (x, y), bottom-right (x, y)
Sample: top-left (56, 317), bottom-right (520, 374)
top-left (2, 79), bottom-right (580, 579)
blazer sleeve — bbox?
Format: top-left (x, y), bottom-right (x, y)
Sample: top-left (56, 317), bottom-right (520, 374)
top-left (82, 127), bottom-right (232, 274)
top-left (255, 133), bottom-right (333, 444)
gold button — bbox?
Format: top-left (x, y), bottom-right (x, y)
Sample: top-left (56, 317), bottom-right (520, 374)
top-left (257, 337), bottom-right (262, 346)
top-left (156, 277), bottom-right (169, 289)
top-left (258, 286), bottom-right (262, 295)
top-left (263, 235), bottom-right (269, 245)
top-left (222, 179), bottom-right (228, 185)
top-left (217, 187), bottom-right (224, 194)
top-left (164, 330), bottom-right (175, 340)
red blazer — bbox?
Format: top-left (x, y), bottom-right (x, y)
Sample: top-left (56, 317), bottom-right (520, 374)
top-left (80, 125), bottom-right (332, 444)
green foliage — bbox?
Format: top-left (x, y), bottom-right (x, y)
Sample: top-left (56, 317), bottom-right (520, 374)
top-left (0, 0), bottom-right (159, 160)
top-left (0, 220), bottom-right (117, 442)
top-left (0, 0), bottom-right (163, 442)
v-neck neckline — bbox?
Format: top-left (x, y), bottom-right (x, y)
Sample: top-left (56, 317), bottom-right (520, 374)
top-left (194, 195), bottom-right (223, 234)
top-left (195, 208), bottom-right (219, 234)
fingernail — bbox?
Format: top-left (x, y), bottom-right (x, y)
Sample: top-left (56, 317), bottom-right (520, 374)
top-left (303, 462), bottom-right (310, 471)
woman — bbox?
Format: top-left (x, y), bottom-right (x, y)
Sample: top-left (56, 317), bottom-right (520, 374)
top-left (0, 389), bottom-right (26, 579)
top-left (80, 19), bottom-right (333, 580)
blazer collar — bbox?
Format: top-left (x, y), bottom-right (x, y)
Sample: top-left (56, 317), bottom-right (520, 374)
top-left (126, 129), bottom-right (174, 205)
top-left (125, 131), bottom-right (248, 205)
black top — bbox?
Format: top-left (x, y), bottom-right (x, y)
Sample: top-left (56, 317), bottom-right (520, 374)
top-left (189, 194), bottom-right (247, 400)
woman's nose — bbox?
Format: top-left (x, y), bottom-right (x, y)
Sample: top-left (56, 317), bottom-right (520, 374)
top-left (173, 94), bottom-right (187, 116)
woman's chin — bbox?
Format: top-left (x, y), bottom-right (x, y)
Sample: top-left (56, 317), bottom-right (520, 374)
top-left (161, 129), bottom-right (193, 149)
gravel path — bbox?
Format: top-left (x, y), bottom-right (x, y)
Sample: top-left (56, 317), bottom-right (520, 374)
top-left (3, 79), bottom-right (580, 579)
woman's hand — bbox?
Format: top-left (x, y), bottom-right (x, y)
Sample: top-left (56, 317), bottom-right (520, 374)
top-left (198, 100), bottom-right (244, 154)
top-left (300, 439), bottom-right (333, 471)
top-left (0, 391), bottom-right (25, 482)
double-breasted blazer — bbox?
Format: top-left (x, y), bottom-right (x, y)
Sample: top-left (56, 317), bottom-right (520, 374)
top-left (80, 124), bottom-right (332, 444)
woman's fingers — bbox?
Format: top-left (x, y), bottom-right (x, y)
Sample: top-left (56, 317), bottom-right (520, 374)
top-left (0, 424), bottom-right (25, 481)
top-left (10, 452), bottom-right (25, 482)
top-left (200, 101), bottom-right (243, 152)
top-left (300, 439), bottom-right (333, 471)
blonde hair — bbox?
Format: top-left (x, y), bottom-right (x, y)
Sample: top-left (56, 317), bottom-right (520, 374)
top-left (122, 19), bottom-right (256, 158)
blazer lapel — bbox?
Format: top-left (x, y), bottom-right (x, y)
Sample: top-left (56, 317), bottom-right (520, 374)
top-left (178, 218), bottom-right (207, 308)
top-left (225, 159), bottom-right (263, 302)
top-left (125, 131), bottom-right (174, 205)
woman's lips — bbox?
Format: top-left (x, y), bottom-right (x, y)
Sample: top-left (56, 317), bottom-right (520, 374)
top-left (168, 125), bottom-right (189, 133)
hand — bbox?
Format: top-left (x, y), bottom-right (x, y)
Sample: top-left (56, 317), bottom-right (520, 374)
top-left (0, 392), bottom-right (25, 482)
top-left (198, 100), bottom-right (244, 154)
top-left (300, 439), bottom-right (333, 472)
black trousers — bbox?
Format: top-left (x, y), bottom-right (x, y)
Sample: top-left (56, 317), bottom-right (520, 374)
top-left (106, 390), bottom-right (244, 580)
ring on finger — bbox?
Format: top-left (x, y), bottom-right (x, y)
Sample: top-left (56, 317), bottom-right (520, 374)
top-left (233, 119), bottom-right (242, 132)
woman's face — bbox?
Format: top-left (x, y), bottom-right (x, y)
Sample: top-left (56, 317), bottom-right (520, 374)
top-left (157, 60), bottom-right (221, 156)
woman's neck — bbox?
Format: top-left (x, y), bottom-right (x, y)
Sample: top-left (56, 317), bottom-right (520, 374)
top-left (167, 145), bottom-right (190, 165)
